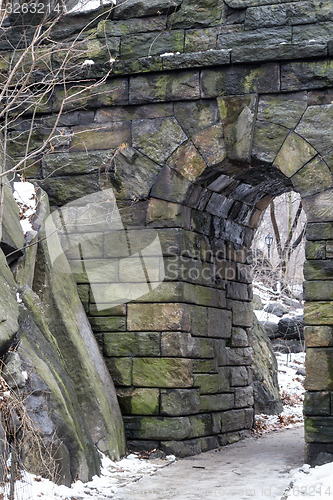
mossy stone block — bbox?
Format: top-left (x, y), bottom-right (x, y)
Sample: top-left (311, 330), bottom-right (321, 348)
top-left (306, 241), bottom-right (326, 260)
top-left (189, 414), bottom-right (213, 438)
top-left (200, 394), bottom-right (234, 412)
top-left (274, 132), bottom-right (317, 178)
top-left (304, 302), bottom-right (333, 325)
top-left (133, 358), bottom-right (193, 388)
top-left (292, 157), bottom-right (333, 197)
top-left (307, 223), bottom-right (333, 241)
top-left (304, 326), bottom-right (333, 347)
top-left (304, 281), bottom-right (333, 301)
top-left (89, 316), bottom-right (126, 333)
top-left (120, 30), bottom-right (184, 59)
top-left (305, 416), bottom-right (333, 443)
top-left (117, 388), bottom-right (160, 415)
top-left (124, 416), bottom-right (191, 440)
top-left (104, 332), bottom-right (160, 357)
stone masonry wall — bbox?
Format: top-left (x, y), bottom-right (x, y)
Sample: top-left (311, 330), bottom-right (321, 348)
top-left (5, 0), bottom-right (333, 461)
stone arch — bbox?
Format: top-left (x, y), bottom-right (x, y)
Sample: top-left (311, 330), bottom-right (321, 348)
top-left (31, 75), bottom-right (333, 462)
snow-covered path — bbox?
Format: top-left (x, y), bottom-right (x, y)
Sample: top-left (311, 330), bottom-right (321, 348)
top-left (115, 427), bottom-right (304, 500)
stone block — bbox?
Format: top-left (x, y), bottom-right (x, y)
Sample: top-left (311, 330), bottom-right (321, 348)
top-left (132, 117), bottom-right (187, 164)
top-left (305, 241), bottom-right (326, 260)
top-left (234, 386), bottom-right (254, 408)
top-left (292, 158), bottom-right (333, 197)
top-left (194, 373), bottom-right (221, 394)
top-left (217, 94), bottom-right (256, 163)
top-left (133, 358), bottom-right (193, 388)
top-left (168, 0), bottom-right (225, 29)
top-left (207, 308), bottom-right (232, 337)
top-left (200, 436), bottom-right (220, 452)
top-left (252, 120), bottom-right (289, 164)
top-left (189, 414), bottom-right (213, 438)
top-left (53, 78), bottom-right (129, 112)
top-left (192, 359), bottom-right (219, 374)
top-left (161, 332), bottom-right (199, 357)
top-left (105, 357), bottom-right (133, 386)
top-left (117, 388), bottom-right (160, 415)
top-left (305, 416), bottom-right (333, 443)
top-left (307, 223), bottom-right (333, 241)
top-left (257, 91), bottom-right (307, 129)
top-left (89, 316), bottom-right (126, 333)
top-left (104, 332), bottom-right (160, 357)
top-left (124, 416), bottom-right (191, 440)
top-left (304, 302), bottom-right (333, 325)
top-left (302, 190), bottom-right (333, 223)
top-left (151, 166), bottom-right (192, 204)
top-left (221, 409), bottom-right (254, 433)
top-left (174, 99), bottom-right (219, 137)
top-left (226, 347), bottom-right (253, 366)
top-left (200, 393), bottom-right (234, 412)
top-left (305, 348), bottom-right (333, 390)
top-left (71, 122), bottom-right (131, 152)
top-left (185, 27), bottom-right (218, 53)
top-left (274, 132), bottom-right (317, 178)
top-left (304, 281), bottom-right (333, 301)
top-left (160, 389), bottom-right (200, 416)
top-left (191, 124), bottom-right (227, 167)
top-left (226, 282), bottom-right (251, 301)
top-left (201, 63), bottom-right (280, 98)
top-left (42, 150), bottom-right (114, 177)
top-left (232, 43), bottom-right (327, 65)
top-left (128, 303), bottom-right (191, 331)
top-left (232, 301), bottom-right (253, 328)
top-left (167, 140), bottom-right (207, 182)
top-left (160, 439), bottom-right (201, 457)
top-left (281, 60), bottom-right (333, 92)
top-left (218, 26), bottom-right (291, 49)
top-left (230, 366), bottom-right (251, 387)
top-left (303, 391), bottom-right (331, 416)
top-left (129, 70), bottom-right (200, 104)
top-left (231, 327), bottom-right (249, 347)
top-left (304, 326), bottom-right (333, 347)
top-left (120, 30), bottom-right (184, 59)
top-left (77, 285), bottom-right (89, 311)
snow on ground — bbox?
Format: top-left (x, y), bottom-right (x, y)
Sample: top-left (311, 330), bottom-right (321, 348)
top-left (254, 352), bottom-right (305, 435)
top-left (284, 462), bottom-right (333, 499)
top-left (13, 180), bottom-right (37, 235)
top-left (254, 309), bottom-right (280, 324)
top-left (0, 452), bottom-right (176, 500)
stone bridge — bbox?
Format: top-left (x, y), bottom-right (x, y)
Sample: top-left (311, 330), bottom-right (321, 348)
top-left (8, 0), bottom-right (333, 464)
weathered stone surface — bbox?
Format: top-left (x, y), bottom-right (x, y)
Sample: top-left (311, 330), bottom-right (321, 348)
top-left (113, 0), bottom-right (182, 20)
top-left (218, 27), bottom-right (291, 49)
top-left (200, 393), bottom-right (234, 412)
top-left (304, 281), bottom-right (333, 301)
top-left (257, 92), bottom-right (307, 129)
top-left (129, 71), bottom-right (200, 104)
top-left (120, 30), bottom-right (184, 59)
top-left (133, 358), bottom-right (193, 388)
top-left (252, 316), bottom-right (282, 414)
top-left (234, 386), bottom-right (254, 408)
top-left (208, 308), bottom-right (232, 337)
top-left (303, 392), bottom-right (331, 416)
top-left (162, 49), bottom-right (231, 70)
top-left (281, 60), bottom-right (333, 92)
top-left (252, 120), bottom-right (289, 164)
top-left (184, 27), bottom-right (218, 53)
top-left (132, 117), bottom-right (187, 164)
top-left (124, 415), bottom-right (191, 440)
top-left (71, 122), bottom-right (131, 152)
top-left (306, 241), bottom-right (326, 260)
top-left (302, 189), bottom-right (333, 223)
top-left (168, 0), bottom-right (225, 28)
top-left (221, 409), bottom-right (254, 433)
top-left (160, 439), bottom-right (201, 457)
top-left (304, 326), bottom-right (333, 347)
top-left (217, 95), bottom-right (256, 162)
top-left (292, 157), bottom-right (333, 197)
top-left (117, 388), bottom-right (160, 415)
top-left (305, 348), bottom-right (333, 390)
top-left (128, 302), bottom-right (191, 331)
top-left (161, 389), bottom-right (200, 416)
top-left (226, 347), bottom-right (253, 366)
top-left (274, 132), bottom-right (317, 177)
top-left (161, 332), bottom-right (199, 357)
top-left (305, 417), bottom-right (333, 443)
top-left (174, 99), bottom-right (219, 137)
top-left (167, 140), bottom-right (206, 182)
top-left (304, 302), bottom-right (333, 325)
top-left (307, 222), bottom-right (333, 241)
top-left (201, 63), bottom-right (280, 97)
top-left (232, 301), bottom-right (253, 327)
top-left (0, 249), bottom-right (19, 355)
top-left (232, 43), bottom-right (327, 64)
top-left (151, 166), bottom-right (192, 203)
top-left (231, 327), bottom-right (249, 347)
top-left (296, 104), bottom-right (333, 156)
top-left (104, 332), bottom-right (160, 357)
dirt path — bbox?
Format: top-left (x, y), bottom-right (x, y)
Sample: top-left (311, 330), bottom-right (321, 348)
top-left (116, 427), bottom-right (304, 500)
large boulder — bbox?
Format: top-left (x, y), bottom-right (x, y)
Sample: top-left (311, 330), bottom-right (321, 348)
top-left (0, 248), bottom-right (19, 355)
top-left (8, 189), bottom-right (126, 484)
top-left (252, 316), bottom-right (283, 415)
